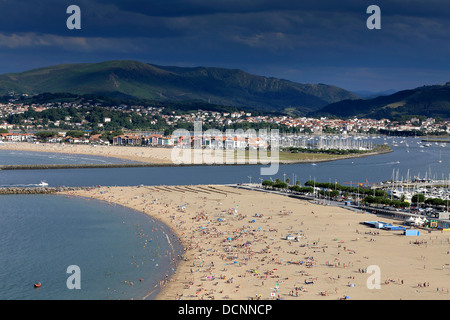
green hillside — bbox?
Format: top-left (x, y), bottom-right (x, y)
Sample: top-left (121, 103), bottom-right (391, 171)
top-left (312, 84), bottom-right (450, 119)
top-left (0, 60), bottom-right (357, 113)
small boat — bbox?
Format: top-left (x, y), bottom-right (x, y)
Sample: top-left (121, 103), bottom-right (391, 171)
top-left (38, 181), bottom-right (48, 187)
top-left (34, 282), bottom-right (42, 288)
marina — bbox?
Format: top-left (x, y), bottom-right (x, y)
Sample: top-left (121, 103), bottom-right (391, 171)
top-left (280, 134), bottom-right (377, 151)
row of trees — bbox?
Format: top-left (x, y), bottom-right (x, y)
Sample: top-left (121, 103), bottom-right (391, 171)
top-left (364, 194), bottom-right (450, 209)
top-left (362, 195), bottom-right (410, 208)
top-left (262, 179), bottom-right (345, 198)
top-left (411, 194), bottom-right (450, 208)
top-left (303, 180), bottom-right (387, 197)
top-left (261, 179), bottom-right (450, 211)
top-left (262, 179), bottom-right (313, 192)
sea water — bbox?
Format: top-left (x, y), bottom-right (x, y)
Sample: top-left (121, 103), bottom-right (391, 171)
top-left (1, 137), bottom-right (449, 188)
top-left (0, 149), bottom-right (138, 166)
top-left (0, 194), bottom-right (182, 300)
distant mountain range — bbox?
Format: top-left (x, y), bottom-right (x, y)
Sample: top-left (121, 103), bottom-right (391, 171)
top-left (1, 60), bottom-right (448, 120)
top-left (351, 89), bottom-right (398, 99)
top-left (0, 60), bottom-right (357, 114)
top-left (312, 83), bottom-right (450, 119)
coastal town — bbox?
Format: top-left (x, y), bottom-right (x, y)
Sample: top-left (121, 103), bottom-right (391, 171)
top-left (0, 100), bottom-right (449, 147)
top-left (1, 99), bottom-right (449, 304)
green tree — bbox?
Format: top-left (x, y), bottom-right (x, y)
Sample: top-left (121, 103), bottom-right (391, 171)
top-left (262, 180), bottom-right (274, 188)
top-left (35, 131), bottom-right (57, 141)
top-left (65, 130), bottom-right (85, 138)
top-left (273, 182), bottom-right (288, 189)
top-left (411, 194), bottom-right (425, 204)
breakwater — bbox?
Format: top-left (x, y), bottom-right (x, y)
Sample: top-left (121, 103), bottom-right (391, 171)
top-left (0, 162), bottom-right (261, 170)
top-left (0, 163), bottom-right (165, 170)
top-left (0, 186), bottom-right (89, 195)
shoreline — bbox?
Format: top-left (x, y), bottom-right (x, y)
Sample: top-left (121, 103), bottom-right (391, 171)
top-left (60, 186), bottom-right (190, 300)
top-left (61, 184), bottom-right (450, 300)
top-left (57, 191), bottom-right (185, 301)
top-left (0, 142), bottom-right (392, 168)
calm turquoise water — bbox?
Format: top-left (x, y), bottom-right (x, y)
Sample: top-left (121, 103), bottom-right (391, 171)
top-left (0, 194), bottom-right (182, 300)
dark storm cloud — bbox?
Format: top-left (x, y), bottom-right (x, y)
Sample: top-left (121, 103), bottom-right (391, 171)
top-left (91, 0), bottom-right (450, 19)
top-left (0, 0), bottom-right (189, 38)
top-left (2, 0), bottom-right (449, 38)
top-left (0, 0), bottom-right (449, 90)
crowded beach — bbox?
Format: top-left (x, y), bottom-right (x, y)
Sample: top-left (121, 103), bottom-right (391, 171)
top-left (61, 184), bottom-right (450, 300)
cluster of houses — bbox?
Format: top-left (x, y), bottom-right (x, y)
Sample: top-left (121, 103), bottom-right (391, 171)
top-left (1, 97), bottom-right (450, 136)
top-left (277, 117), bottom-right (449, 135)
top-left (0, 132), bottom-right (108, 145)
top-left (0, 132), bottom-right (35, 143)
top-left (0, 131), bottom-right (270, 150)
top-left (113, 133), bottom-right (269, 150)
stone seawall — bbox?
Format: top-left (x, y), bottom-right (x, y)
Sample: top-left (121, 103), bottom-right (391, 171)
top-left (0, 186), bottom-right (88, 195)
top-left (0, 163), bottom-right (158, 170)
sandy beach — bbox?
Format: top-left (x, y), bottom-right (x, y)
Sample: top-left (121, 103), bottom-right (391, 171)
top-left (0, 142), bottom-right (174, 164)
top-left (62, 184), bottom-right (450, 300)
top-left (0, 142), bottom-right (390, 166)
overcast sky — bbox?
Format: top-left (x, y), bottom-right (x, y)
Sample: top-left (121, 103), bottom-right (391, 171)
top-left (0, 0), bottom-right (449, 92)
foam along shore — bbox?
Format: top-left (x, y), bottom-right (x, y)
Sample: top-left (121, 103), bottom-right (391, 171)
top-left (61, 185), bottom-right (450, 300)
top-left (0, 142), bottom-right (391, 166)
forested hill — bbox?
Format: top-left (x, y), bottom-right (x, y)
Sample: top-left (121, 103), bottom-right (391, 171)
top-left (312, 83), bottom-right (450, 119)
top-left (0, 60), bottom-right (357, 114)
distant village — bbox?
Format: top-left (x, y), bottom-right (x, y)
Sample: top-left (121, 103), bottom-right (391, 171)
top-left (0, 100), bottom-right (449, 148)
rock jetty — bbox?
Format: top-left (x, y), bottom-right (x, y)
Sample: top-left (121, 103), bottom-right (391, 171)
top-left (0, 186), bottom-right (88, 195)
